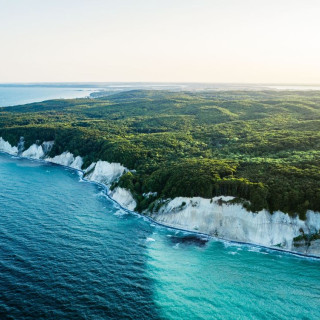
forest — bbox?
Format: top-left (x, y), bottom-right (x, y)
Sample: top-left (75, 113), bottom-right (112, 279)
top-left (0, 89), bottom-right (320, 218)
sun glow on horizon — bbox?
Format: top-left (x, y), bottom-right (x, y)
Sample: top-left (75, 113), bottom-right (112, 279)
top-left (0, 0), bottom-right (320, 83)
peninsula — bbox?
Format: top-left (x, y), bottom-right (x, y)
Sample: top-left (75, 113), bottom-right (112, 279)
top-left (1, 90), bottom-right (320, 255)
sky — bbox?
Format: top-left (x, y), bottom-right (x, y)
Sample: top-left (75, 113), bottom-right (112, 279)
top-left (0, 0), bottom-right (320, 83)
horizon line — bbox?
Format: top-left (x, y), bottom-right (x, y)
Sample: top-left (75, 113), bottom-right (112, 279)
top-left (1, 81), bottom-right (320, 86)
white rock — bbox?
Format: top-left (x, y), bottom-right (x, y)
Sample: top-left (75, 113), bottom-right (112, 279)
top-left (46, 152), bottom-right (83, 169)
top-left (0, 137), bottom-right (18, 155)
top-left (70, 156), bottom-right (83, 170)
top-left (143, 192), bottom-right (158, 198)
top-left (19, 141), bottom-right (54, 159)
top-left (42, 141), bottom-right (54, 154)
top-left (150, 196), bottom-right (320, 252)
top-left (22, 144), bottom-right (45, 159)
top-left (85, 160), bottom-right (126, 185)
top-left (46, 152), bottom-right (74, 166)
top-left (109, 187), bottom-right (137, 211)
top-left (84, 162), bottom-right (96, 174)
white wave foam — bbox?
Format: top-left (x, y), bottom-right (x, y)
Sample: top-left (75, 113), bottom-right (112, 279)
top-left (227, 251), bottom-right (238, 255)
top-left (114, 209), bottom-right (128, 217)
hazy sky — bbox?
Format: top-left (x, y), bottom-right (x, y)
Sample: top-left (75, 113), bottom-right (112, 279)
top-left (0, 0), bottom-right (320, 83)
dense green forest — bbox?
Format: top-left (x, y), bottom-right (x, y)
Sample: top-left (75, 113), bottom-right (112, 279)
top-left (1, 90), bottom-right (320, 218)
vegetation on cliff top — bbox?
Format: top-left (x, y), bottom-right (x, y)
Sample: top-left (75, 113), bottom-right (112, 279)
top-left (1, 90), bottom-right (320, 218)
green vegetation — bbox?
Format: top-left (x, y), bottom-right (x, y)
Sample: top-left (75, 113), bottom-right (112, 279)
top-left (293, 231), bottom-right (320, 246)
top-left (1, 90), bottom-right (320, 218)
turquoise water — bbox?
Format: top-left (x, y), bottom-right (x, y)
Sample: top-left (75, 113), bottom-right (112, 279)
top-left (0, 153), bottom-right (319, 319)
top-left (0, 83), bottom-right (182, 107)
top-left (0, 85), bottom-right (96, 107)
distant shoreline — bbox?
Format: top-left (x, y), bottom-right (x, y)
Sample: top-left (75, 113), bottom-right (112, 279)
top-left (2, 83), bottom-right (320, 108)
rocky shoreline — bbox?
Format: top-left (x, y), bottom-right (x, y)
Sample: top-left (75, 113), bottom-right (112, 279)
top-left (1, 137), bottom-right (320, 258)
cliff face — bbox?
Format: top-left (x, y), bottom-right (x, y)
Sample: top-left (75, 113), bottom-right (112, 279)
top-left (46, 151), bottom-right (83, 169)
top-left (0, 137), bottom-right (18, 155)
top-left (1, 137), bottom-right (320, 257)
top-left (85, 160), bottom-right (127, 185)
top-left (148, 196), bottom-right (320, 255)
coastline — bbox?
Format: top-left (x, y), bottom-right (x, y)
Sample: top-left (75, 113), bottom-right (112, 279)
top-left (1, 138), bottom-right (320, 259)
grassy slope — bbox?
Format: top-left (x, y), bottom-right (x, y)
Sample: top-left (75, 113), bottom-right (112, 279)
top-left (0, 90), bottom-right (320, 218)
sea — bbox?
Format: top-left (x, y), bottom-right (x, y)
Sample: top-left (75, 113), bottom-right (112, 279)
top-left (0, 84), bottom-right (319, 319)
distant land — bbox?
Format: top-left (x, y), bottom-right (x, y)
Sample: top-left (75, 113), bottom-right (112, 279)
top-left (1, 82), bottom-right (320, 108)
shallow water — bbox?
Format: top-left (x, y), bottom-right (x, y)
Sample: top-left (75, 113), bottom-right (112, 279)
top-left (0, 153), bottom-right (319, 319)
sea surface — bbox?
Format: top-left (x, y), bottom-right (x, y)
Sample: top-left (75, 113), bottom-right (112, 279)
top-left (0, 83), bottom-right (182, 107)
top-left (0, 153), bottom-right (320, 320)
top-left (0, 85), bottom-right (97, 107)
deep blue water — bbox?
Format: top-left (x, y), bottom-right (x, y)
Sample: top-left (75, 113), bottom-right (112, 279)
top-left (0, 153), bottom-right (320, 320)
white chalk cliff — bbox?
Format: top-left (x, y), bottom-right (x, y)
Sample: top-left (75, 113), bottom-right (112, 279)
top-left (0, 137), bottom-right (18, 155)
top-left (21, 141), bottom-right (54, 159)
top-left (22, 144), bottom-right (45, 159)
top-left (84, 160), bottom-right (127, 186)
top-left (149, 196), bottom-right (320, 254)
top-left (1, 136), bottom-right (319, 257)
top-left (109, 187), bottom-right (137, 211)
top-left (46, 152), bottom-right (83, 170)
